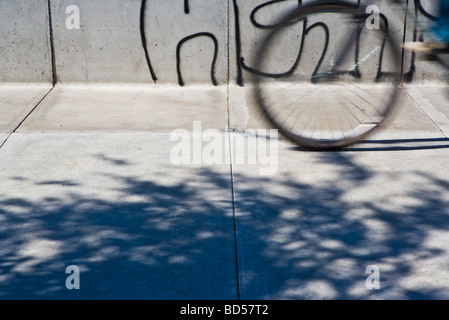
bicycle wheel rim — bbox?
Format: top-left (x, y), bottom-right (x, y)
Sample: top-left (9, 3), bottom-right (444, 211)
top-left (251, 3), bottom-right (402, 150)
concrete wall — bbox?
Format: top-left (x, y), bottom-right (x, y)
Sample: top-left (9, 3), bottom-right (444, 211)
top-left (0, 0), bottom-right (442, 85)
top-left (0, 0), bottom-right (52, 82)
top-left (49, 0), bottom-right (149, 83)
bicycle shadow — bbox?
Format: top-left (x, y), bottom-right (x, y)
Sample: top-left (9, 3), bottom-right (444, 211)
top-left (288, 137), bottom-right (449, 152)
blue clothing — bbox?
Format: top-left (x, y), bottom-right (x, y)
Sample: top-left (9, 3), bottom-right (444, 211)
top-left (434, 0), bottom-right (449, 42)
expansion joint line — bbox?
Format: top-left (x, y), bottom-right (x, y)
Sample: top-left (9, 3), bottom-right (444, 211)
top-left (226, 124), bottom-right (241, 299)
top-left (0, 87), bottom-right (55, 150)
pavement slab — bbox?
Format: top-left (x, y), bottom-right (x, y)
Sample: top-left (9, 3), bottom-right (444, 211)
top-left (0, 132), bottom-right (237, 299)
top-left (0, 133), bottom-right (9, 146)
top-left (1, 82), bottom-right (449, 300)
top-left (228, 84), bottom-right (443, 134)
top-left (231, 130), bottom-right (449, 300)
top-left (0, 83), bottom-right (52, 133)
top-left (403, 83), bottom-right (449, 137)
top-left (228, 82), bottom-right (449, 299)
top-left (18, 84), bottom-right (228, 132)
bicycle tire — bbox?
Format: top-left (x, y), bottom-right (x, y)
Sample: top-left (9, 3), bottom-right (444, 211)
top-left (251, 2), bottom-right (402, 150)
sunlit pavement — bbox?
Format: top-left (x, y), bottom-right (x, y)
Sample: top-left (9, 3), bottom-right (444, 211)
top-left (1, 83), bottom-right (449, 299)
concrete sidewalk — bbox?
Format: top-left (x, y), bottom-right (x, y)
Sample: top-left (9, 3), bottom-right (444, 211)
top-left (1, 83), bottom-right (449, 299)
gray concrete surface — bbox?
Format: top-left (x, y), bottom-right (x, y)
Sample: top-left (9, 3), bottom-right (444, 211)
top-left (403, 84), bottom-right (449, 137)
top-left (2, 0), bottom-right (449, 301)
top-left (0, 84), bottom-right (52, 132)
top-left (233, 132), bottom-right (449, 299)
top-left (1, 0), bottom-right (442, 84)
top-left (50, 0), bottom-right (151, 83)
top-left (1, 83), bottom-right (449, 299)
top-left (228, 83), bottom-right (449, 299)
top-left (0, 133), bottom-right (8, 146)
top-left (229, 83), bottom-right (444, 133)
top-left (18, 84), bottom-right (228, 132)
top-left (0, 0), bottom-right (52, 82)
top-left (0, 131), bottom-right (237, 299)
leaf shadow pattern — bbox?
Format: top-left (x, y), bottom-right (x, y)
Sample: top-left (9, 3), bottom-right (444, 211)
top-left (0, 162), bottom-right (237, 300)
top-left (1, 148), bottom-right (449, 300)
top-left (233, 151), bottom-right (449, 300)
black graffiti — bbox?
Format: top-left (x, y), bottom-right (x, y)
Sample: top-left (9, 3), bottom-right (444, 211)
top-left (415, 0), bottom-right (437, 21)
top-left (177, 32), bottom-right (218, 86)
top-left (140, 0), bottom-right (219, 86)
top-left (238, 0), bottom-right (437, 85)
top-left (140, 0), bottom-right (439, 86)
top-left (237, 0), bottom-right (396, 86)
top-left (249, 0), bottom-right (303, 29)
top-left (238, 0), bottom-right (395, 85)
top-left (232, 0), bottom-right (243, 86)
top-left (139, 0), bottom-right (377, 86)
top-left (240, 18), bottom-right (330, 81)
top-left (232, 0), bottom-right (303, 85)
top-left (140, 0), bottom-right (157, 83)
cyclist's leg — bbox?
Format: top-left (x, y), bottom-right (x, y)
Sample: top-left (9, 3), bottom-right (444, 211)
top-left (404, 0), bottom-right (449, 53)
top-left (433, 0), bottom-right (449, 43)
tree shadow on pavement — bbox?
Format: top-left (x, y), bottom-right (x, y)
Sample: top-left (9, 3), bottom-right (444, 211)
top-left (0, 160), bottom-right (237, 300)
top-left (1, 149), bottom-right (449, 300)
top-left (233, 150), bottom-right (449, 299)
